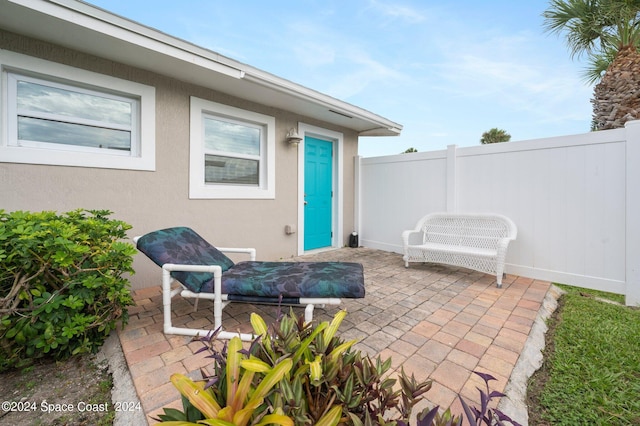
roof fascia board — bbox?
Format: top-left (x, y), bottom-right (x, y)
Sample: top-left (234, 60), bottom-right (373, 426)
top-left (10, 0), bottom-right (245, 79)
top-left (242, 70), bottom-right (403, 135)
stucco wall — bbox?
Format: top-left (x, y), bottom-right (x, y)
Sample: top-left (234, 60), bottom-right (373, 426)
top-left (0, 30), bottom-right (358, 289)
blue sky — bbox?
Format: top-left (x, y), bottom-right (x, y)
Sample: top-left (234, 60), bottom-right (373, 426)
top-left (87, 0), bottom-right (593, 157)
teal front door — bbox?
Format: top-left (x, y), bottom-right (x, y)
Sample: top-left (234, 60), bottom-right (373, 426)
top-left (304, 136), bottom-right (333, 250)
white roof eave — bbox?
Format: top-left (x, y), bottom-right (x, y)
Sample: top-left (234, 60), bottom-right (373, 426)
top-left (0, 0), bottom-right (403, 136)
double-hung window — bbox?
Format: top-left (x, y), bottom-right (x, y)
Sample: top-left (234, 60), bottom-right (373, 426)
top-left (190, 97), bottom-right (275, 199)
top-left (0, 50), bottom-right (155, 170)
top-left (11, 74), bottom-right (136, 154)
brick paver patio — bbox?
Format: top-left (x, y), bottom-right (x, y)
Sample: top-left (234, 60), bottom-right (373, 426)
top-left (118, 247), bottom-right (551, 424)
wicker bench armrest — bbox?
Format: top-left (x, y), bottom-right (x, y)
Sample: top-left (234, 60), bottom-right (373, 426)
top-left (401, 229), bottom-right (423, 247)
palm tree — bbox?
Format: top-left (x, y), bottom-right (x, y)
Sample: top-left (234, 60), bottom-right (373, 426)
top-left (543, 0), bottom-right (640, 130)
top-left (480, 128), bottom-right (511, 144)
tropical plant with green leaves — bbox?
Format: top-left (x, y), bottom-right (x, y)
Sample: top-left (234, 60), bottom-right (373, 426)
top-left (543, 0), bottom-right (640, 129)
top-left (480, 128), bottom-right (511, 144)
top-left (0, 209), bottom-right (135, 371)
top-left (399, 372), bottom-right (522, 426)
top-left (167, 336), bottom-right (295, 426)
top-left (157, 310), bottom-right (439, 425)
top-left (251, 310), bottom-right (354, 424)
top-left (157, 309), bottom-right (522, 425)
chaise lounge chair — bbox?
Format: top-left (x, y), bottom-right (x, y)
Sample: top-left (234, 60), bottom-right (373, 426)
top-left (135, 227), bottom-right (365, 341)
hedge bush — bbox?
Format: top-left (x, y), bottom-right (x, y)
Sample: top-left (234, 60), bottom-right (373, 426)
top-left (0, 209), bottom-right (135, 371)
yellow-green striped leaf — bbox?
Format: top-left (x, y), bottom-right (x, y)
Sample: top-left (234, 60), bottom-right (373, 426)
top-left (170, 373), bottom-right (221, 419)
top-left (225, 337), bottom-right (243, 408)
top-left (254, 413), bottom-right (295, 426)
top-left (240, 357), bottom-right (271, 373)
top-left (323, 310), bottom-right (346, 345)
top-left (328, 339), bottom-right (357, 361)
top-left (315, 405), bottom-right (343, 426)
top-left (247, 358), bottom-right (293, 406)
top-left (250, 312), bottom-right (268, 336)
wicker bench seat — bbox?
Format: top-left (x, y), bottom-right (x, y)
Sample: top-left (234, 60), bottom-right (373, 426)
top-left (402, 213), bottom-right (517, 287)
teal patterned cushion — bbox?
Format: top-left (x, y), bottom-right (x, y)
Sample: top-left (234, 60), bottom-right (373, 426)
top-left (136, 227), bottom-right (234, 293)
top-left (217, 261), bottom-right (365, 298)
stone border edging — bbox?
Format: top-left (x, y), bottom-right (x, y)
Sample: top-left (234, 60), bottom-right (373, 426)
top-left (98, 333), bottom-right (148, 426)
top-left (497, 284), bottom-right (565, 425)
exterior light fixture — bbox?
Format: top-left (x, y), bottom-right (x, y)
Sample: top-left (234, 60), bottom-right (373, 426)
top-left (286, 128), bottom-right (302, 145)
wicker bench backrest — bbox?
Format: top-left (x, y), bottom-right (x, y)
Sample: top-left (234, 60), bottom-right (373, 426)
top-left (421, 214), bottom-right (516, 249)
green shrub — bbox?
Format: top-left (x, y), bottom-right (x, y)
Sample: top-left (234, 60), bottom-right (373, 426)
top-left (0, 209), bottom-right (135, 371)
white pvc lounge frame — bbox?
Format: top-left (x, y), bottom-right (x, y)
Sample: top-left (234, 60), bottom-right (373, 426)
top-left (134, 238), bottom-right (342, 341)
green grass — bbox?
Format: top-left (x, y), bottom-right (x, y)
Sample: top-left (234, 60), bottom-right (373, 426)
top-left (531, 285), bottom-right (640, 425)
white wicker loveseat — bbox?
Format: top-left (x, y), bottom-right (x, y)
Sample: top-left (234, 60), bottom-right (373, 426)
top-left (402, 212), bottom-right (517, 287)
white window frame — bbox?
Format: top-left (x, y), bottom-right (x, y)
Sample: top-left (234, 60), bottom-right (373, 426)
top-left (189, 97), bottom-right (275, 199)
top-left (0, 50), bottom-right (155, 171)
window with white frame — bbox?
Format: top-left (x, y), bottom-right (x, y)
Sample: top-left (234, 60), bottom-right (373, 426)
top-left (0, 50), bottom-right (155, 170)
top-left (190, 97), bottom-right (275, 199)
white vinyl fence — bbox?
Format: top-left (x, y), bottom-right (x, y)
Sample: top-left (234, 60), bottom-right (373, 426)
top-left (355, 120), bottom-right (640, 306)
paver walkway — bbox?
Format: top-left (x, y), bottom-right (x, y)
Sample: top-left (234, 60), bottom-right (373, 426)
top-left (118, 247), bottom-right (551, 424)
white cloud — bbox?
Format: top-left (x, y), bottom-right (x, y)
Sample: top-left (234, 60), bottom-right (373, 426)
top-left (292, 42), bottom-right (336, 68)
top-left (366, 0), bottom-right (426, 24)
top-left (325, 49), bottom-right (406, 98)
top-left (280, 15), bottom-right (407, 100)
top-left (427, 27), bottom-right (591, 118)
